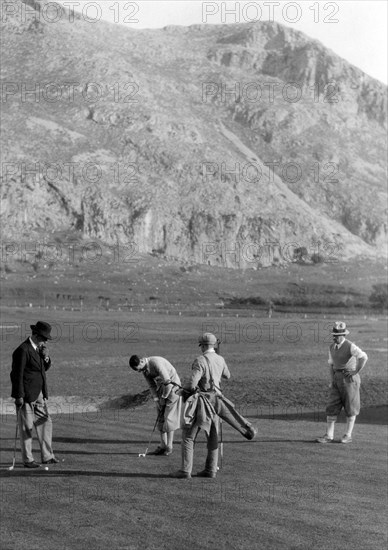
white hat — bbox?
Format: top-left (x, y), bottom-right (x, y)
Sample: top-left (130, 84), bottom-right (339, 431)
top-left (331, 321), bottom-right (349, 336)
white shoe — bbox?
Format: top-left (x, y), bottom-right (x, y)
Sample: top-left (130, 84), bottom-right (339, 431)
top-left (341, 434), bottom-right (352, 444)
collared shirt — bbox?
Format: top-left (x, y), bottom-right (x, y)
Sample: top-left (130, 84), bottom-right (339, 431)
top-left (30, 337), bottom-right (50, 364)
top-left (29, 337), bottom-right (38, 352)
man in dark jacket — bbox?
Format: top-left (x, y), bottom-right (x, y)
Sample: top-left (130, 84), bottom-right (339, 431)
top-left (10, 321), bottom-right (58, 468)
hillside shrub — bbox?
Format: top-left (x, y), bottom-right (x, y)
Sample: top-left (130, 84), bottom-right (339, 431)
top-left (369, 284), bottom-right (388, 309)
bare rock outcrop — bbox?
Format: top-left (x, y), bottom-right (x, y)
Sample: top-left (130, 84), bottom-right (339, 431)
top-left (1, 1), bottom-right (386, 267)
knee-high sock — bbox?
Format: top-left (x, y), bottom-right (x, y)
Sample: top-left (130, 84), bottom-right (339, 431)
top-left (166, 431), bottom-right (174, 448)
top-left (326, 415), bottom-right (337, 438)
top-left (345, 416), bottom-right (356, 436)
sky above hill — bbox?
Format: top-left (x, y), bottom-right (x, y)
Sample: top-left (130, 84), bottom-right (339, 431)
top-left (54, 0), bottom-right (387, 84)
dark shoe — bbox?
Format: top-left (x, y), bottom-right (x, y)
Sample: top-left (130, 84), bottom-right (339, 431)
top-left (169, 470), bottom-right (191, 479)
top-left (24, 461), bottom-right (41, 468)
top-left (148, 446), bottom-right (167, 456)
top-left (244, 424), bottom-right (257, 440)
top-left (196, 470), bottom-right (216, 478)
top-left (42, 457), bottom-right (59, 464)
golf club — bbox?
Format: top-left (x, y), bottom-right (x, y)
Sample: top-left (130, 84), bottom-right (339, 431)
top-left (8, 409), bottom-right (19, 471)
top-left (216, 339), bottom-right (221, 355)
top-left (219, 418), bottom-right (223, 470)
top-left (138, 410), bottom-right (161, 458)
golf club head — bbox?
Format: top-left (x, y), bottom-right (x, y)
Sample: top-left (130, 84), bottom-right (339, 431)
top-left (7, 465), bottom-right (14, 471)
top-left (138, 453), bottom-right (146, 458)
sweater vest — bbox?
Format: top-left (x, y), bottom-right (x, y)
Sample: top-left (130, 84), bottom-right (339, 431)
top-left (330, 340), bottom-right (356, 371)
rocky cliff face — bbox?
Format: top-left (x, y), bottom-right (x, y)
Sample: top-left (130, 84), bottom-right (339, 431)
top-left (1, 0), bottom-right (386, 268)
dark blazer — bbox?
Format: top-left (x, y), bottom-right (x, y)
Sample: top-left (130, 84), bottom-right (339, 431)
top-left (10, 339), bottom-right (51, 402)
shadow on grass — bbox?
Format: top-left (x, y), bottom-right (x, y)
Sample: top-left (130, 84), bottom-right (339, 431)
top-left (0, 437), bottom-right (165, 448)
top-left (0, 448), bottom-right (151, 455)
top-left (0, 469), bottom-right (173, 478)
top-left (219, 438), bottom-right (317, 445)
top-left (53, 437), bottom-right (150, 445)
top-left (254, 405), bottom-right (387, 425)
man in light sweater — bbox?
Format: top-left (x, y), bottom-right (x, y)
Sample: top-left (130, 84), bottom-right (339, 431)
top-left (317, 321), bottom-right (368, 444)
top-left (129, 355), bottom-right (182, 455)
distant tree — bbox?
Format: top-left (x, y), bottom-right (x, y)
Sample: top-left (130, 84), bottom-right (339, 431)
top-left (311, 252), bottom-right (324, 264)
top-left (369, 284), bottom-right (388, 309)
top-left (293, 247), bottom-right (308, 263)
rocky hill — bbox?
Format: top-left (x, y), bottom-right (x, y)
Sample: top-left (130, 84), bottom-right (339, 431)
top-left (1, 0), bottom-right (387, 268)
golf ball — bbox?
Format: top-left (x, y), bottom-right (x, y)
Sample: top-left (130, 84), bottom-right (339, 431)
top-left (44, 466), bottom-right (49, 471)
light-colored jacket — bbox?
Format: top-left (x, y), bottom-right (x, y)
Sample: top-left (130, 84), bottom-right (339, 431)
top-left (188, 350), bottom-right (230, 392)
top-left (142, 356), bottom-right (181, 399)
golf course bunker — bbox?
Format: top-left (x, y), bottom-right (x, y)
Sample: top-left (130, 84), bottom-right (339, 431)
top-left (0, 390), bottom-right (151, 415)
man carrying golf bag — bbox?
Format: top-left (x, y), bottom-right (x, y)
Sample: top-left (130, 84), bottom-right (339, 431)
top-left (170, 333), bottom-right (257, 479)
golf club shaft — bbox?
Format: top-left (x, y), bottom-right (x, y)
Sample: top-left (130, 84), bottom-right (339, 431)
top-left (143, 408), bottom-right (162, 454)
top-left (219, 418), bottom-right (223, 470)
top-left (216, 339), bottom-right (221, 354)
top-left (12, 408), bottom-right (20, 467)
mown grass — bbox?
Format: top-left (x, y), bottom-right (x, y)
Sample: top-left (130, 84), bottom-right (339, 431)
top-left (0, 309), bottom-right (387, 408)
top-left (0, 311), bottom-right (387, 550)
top-left (0, 258), bottom-right (387, 550)
top-left (1, 405), bottom-right (387, 550)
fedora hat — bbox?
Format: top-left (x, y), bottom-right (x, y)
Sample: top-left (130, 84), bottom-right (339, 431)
top-left (331, 321), bottom-right (349, 336)
top-left (198, 332), bottom-right (218, 346)
top-left (30, 321), bottom-right (52, 340)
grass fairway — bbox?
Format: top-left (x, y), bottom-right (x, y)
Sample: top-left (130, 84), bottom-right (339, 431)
top-left (0, 305), bottom-right (387, 550)
top-left (1, 406), bottom-right (387, 550)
